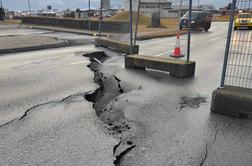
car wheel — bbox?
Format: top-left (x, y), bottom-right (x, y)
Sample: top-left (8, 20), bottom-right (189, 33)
top-left (204, 27), bottom-right (209, 32)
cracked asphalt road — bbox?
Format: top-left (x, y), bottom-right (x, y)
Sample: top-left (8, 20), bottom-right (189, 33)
top-left (93, 22), bottom-right (252, 166)
top-left (0, 22), bottom-right (251, 166)
top-left (0, 45), bottom-right (98, 125)
top-left (0, 38), bottom-right (119, 165)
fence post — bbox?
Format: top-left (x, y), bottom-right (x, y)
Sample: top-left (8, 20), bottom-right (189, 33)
top-left (177, 0), bottom-right (182, 31)
top-left (98, 0), bottom-right (103, 38)
top-left (88, 0), bottom-right (91, 31)
top-left (187, 0), bottom-right (192, 62)
top-left (220, 0), bottom-right (237, 87)
top-left (134, 0), bottom-right (141, 45)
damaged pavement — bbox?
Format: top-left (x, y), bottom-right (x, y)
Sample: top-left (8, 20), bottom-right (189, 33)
top-left (0, 23), bottom-right (251, 165)
top-left (1, 49), bottom-right (252, 166)
top-left (86, 44), bottom-right (252, 166)
top-left (85, 51), bottom-right (252, 166)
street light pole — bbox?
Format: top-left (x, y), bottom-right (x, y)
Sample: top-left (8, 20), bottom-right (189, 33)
top-left (129, 0), bottom-right (133, 55)
top-left (28, 0), bottom-right (31, 14)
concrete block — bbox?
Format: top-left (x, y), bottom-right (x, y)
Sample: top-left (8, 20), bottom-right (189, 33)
top-left (95, 38), bottom-right (139, 54)
top-left (125, 55), bottom-right (196, 78)
top-left (211, 86), bottom-right (252, 117)
top-left (21, 16), bottom-right (130, 33)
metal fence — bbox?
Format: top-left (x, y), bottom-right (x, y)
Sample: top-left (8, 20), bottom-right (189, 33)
top-left (221, 0), bottom-right (252, 89)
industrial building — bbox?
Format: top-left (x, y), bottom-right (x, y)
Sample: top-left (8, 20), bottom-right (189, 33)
top-left (124, 0), bottom-right (178, 18)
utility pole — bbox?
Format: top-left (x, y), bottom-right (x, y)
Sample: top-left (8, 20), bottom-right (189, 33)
top-left (159, 0), bottom-right (161, 19)
top-left (0, 0), bottom-right (5, 23)
top-left (88, 0), bottom-right (91, 30)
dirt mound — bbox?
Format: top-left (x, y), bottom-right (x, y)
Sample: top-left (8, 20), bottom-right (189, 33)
top-left (109, 11), bottom-right (151, 25)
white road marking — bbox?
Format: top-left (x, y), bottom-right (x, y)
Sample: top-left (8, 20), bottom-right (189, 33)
top-left (209, 37), bottom-right (222, 41)
top-left (154, 50), bottom-right (174, 57)
top-left (70, 61), bottom-right (90, 65)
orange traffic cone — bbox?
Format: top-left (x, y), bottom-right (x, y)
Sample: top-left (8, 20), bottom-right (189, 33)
top-left (171, 33), bottom-right (184, 58)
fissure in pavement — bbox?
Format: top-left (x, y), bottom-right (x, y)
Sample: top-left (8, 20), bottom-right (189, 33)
top-left (84, 51), bottom-right (139, 166)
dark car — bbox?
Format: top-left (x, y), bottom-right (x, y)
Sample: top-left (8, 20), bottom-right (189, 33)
top-left (180, 11), bottom-right (212, 31)
top-left (0, 7), bottom-right (5, 21)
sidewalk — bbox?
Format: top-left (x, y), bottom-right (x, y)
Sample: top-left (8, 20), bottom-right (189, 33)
top-left (0, 35), bottom-right (70, 54)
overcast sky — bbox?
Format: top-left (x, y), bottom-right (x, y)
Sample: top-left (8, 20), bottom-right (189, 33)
top-left (1, 0), bottom-right (231, 11)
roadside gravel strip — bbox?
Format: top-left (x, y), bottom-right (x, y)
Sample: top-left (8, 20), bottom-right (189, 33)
top-left (0, 36), bottom-right (71, 54)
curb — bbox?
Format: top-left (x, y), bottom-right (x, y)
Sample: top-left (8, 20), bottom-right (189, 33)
top-left (22, 24), bottom-right (110, 37)
top-left (137, 31), bottom-right (188, 41)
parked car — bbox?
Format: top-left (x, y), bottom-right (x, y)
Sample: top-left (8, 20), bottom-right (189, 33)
top-left (234, 12), bottom-right (252, 30)
top-left (180, 11), bottom-right (213, 31)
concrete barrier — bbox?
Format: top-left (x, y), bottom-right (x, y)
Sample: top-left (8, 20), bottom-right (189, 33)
top-left (125, 55), bottom-right (196, 78)
top-left (211, 86), bottom-right (252, 118)
top-left (95, 38), bottom-right (139, 54)
top-left (21, 16), bottom-right (130, 33)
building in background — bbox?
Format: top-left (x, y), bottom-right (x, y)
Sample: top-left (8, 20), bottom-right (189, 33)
top-left (124, 0), bottom-right (177, 18)
top-left (74, 8), bottom-right (118, 19)
top-left (5, 9), bottom-right (15, 19)
top-left (124, 0), bottom-right (171, 12)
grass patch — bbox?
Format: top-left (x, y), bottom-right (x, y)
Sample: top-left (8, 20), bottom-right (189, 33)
top-left (213, 15), bottom-right (230, 22)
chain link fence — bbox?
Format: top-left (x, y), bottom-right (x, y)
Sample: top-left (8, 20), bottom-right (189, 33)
top-left (222, 0), bottom-right (252, 89)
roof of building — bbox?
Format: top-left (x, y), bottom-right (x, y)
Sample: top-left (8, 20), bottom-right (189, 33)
top-left (198, 4), bottom-right (218, 11)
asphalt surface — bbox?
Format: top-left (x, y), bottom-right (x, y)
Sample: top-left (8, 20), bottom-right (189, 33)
top-left (95, 22), bottom-right (252, 166)
top-left (0, 22), bottom-right (251, 166)
top-left (0, 45), bottom-right (120, 165)
top-left (0, 26), bottom-right (95, 53)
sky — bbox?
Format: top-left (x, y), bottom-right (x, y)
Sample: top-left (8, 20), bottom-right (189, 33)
top-left (1, 0), bottom-right (231, 11)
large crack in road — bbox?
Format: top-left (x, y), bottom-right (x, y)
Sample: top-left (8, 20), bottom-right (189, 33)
top-left (84, 51), bottom-right (140, 166)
